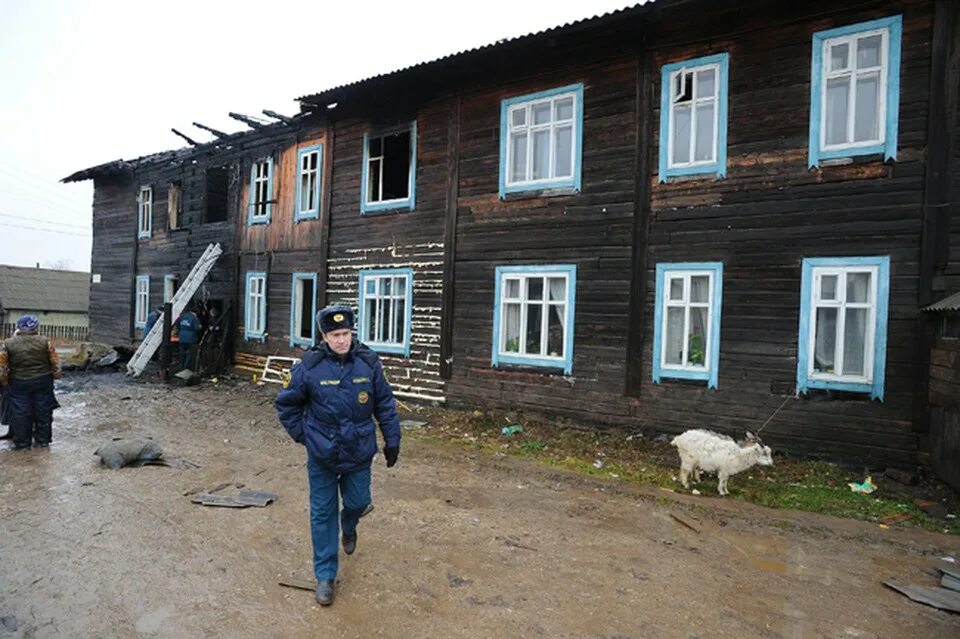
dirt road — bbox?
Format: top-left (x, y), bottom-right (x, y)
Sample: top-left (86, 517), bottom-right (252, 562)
top-left (2, 375), bottom-right (959, 638)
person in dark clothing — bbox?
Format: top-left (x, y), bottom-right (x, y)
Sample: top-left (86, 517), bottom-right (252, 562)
top-left (144, 306), bottom-right (163, 336)
top-left (274, 305), bottom-right (401, 606)
top-left (177, 304), bottom-right (201, 370)
top-left (0, 315), bottom-right (62, 450)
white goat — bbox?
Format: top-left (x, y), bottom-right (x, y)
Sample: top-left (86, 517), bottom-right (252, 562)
top-left (670, 429), bottom-right (773, 496)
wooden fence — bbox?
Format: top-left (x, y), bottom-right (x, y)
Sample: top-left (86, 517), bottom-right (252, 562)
top-left (0, 323), bottom-right (90, 343)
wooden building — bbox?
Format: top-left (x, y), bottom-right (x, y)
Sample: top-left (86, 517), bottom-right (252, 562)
top-left (66, 0), bottom-right (959, 467)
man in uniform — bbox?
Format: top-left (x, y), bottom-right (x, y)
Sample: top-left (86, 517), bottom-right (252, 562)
top-left (0, 315), bottom-right (62, 449)
top-left (274, 305), bottom-right (401, 606)
top-left (177, 303), bottom-right (201, 370)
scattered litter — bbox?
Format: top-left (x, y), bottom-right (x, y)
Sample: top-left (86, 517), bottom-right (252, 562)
top-left (94, 437), bottom-right (164, 470)
top-left (670, 513), bottom-right (702, 534)
top-left (260, 356), bottom-right (301, 385)
top-left (191, 489), bottom-right (277, 508)
top-left (94, 350), bottom-right (119, 368)
top-left (174, 369), bottom-right (197, 381)
top-left (278, 578), bottom-right (316, 592)
top-left (501, 537), bottom-right (538, 552)
top-left (942, 557), bottom-right (957, 564)
top-left (500, 424), bottom-right (524, 436)
top-left (914, 498), bottom-right (949, 519)
top-left (884, 581), bottom-right (960, 614)
top-left (947, 514), bottom-right (957, 520)
top-left (592, 459), bottom-right (605, 469)
top-left (848, 476), bottom-right (877, 494)
top-left (691, 489), bottom-right (701, 496)
top-left (128, 456), bottom-right (200, 470)
top-left (878, 512), bottom-right (915, 526)
top-left (400, 419), bottom-right (428, 429)
top-left (626, 432), bottom-right (643, 442)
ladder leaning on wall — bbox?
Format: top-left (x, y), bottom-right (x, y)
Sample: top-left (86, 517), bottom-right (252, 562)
top-left (126, 242), bottom-right (224, 377)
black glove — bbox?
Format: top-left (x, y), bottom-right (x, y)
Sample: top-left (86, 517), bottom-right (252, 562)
top-left (384, 446), bottom-right (399, 468)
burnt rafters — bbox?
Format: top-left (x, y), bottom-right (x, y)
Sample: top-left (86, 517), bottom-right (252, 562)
top-left (228, 112), bottom-right (267, 129)
top-left (262, 109), bottom-right (293, 124)
top-left (192, 122), bottom-right (228, 138)
top-left (171, 128), bottom-right (200, 146)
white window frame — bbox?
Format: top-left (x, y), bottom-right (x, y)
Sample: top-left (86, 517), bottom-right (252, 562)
top-left (358, 269), bottom-right (413, 357)
top-left (249, 159), bottom-right (272, 224)
top-left (666, 63), bottom-right (721, 170)
top-left (135, 275), bottom-right (149, 328)
top-left (138, 186), bottom-right (152, 239)
top-left (819, 29), bottom-right (889, 153)
top-left (296, 145), bottom-right (322, 221)
top-left (245, 273), bottom-right (267, 340)
top-left (163, 275), bottom-right (178, 304)
top-left (659, 270), bottom-right (715, 373)
top-left (361, 122), bottom-right (417, 213)
top-left (806, 265), bottom-right (878, 384)
top-left (289, 272), bottom-right (317, 347)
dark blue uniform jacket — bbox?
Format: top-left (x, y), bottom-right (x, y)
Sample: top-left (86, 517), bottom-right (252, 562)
top-left (177, 312), bottom-right (201, 344)
top-left (274, 341), bottom-right (401, 474)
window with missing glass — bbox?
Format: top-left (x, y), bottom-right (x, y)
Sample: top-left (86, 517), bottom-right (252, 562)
top-left (361, 124), bottom-right (416, 213)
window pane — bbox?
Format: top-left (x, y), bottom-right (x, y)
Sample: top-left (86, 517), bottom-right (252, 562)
top-left (688, 307), bottom-right (708, 367)
top-left (378, 298), bottom-right (390, 342)
top-left (365, 298), bottom-right (376, 341)
top-left (547, 277), bottom-right (566, 301)
top-left (825, 77), bottom-right (850, 146)
top-left (527, 277), bottom-right (544, 301)
top-left (547, 304), bottom-right (564, 357)
top-left (555, 97), bottom-right (574, 121)
top-left (511, 107), bottom-right (526, 128)
top-left (532, 129), bottom-right (550, 179)
top-left (300, 174), bottom-right (311, 210)
top-left (532, 103), bottom-right (551, 125)
top-left (368, 158), bottom-right (381, 202)
top-left (830, 42), bottom-right (849, 71)
top-left (555, 125), bottom-right (573, 178)
top-left (394, 276), bottom-right (406, 296)
top-left (526, 304), bottom-right (542, 354)
top-left (665, 308), bottom-right (684, 365)
top-left (369, 137), bottom-right (382, 157)
top-left (820, 274), bottom-right (838, 300)
top-left (382, 278), bottom-right (392, 296)
top-left (697, 68), bottom-right (716, 97)
top-left (857, 35), bottom-right (882, 68)
top-left (844, 308), bottom-right (868, 376)
top-left (382, 132), bottom-right (411, 201)
top-left (669, 277), bottom-right (684, 301)
top-left (511, 132), bottom-right (528, 182)
top-left (854, 74), bottom-right (880, 142)
top-left (674, 71), bottom-right (693, 103)
top-left (814, 307), bottom-right (838, 374)
top-left (694, 102), bottom-right (715, 162)
top-left (690, 276), bottom-right (710, 303)
top-left (846, 271), bottom-right (871, 303)
top-left (394, 299), bottom-right (405, 345)
top-left (505, 279), bottom-right (520, 299)
top-left (504, 304), bottom-right (521, 352)
top-left (365, 279), bottom-right (376, 295)
top-left (672, 104), bottom-right (691, 164)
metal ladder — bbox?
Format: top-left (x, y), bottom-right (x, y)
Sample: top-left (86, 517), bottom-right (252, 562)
top-left (126, 242), bottom-right (224, 377)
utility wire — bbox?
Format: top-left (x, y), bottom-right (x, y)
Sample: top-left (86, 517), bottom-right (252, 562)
top-left (0, 212), bottom-right (90, 230)
top-left (0, 221), bottom-right (91, 237)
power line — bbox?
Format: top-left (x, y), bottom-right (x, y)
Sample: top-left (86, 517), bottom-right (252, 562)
top-left (0, 174), bottom-right (90, 217)
top-left (0, 167), bottom-right (90, 210)
top-left (0, 221), bottom-right (91, 238)
top-left (0, 212), bottom-right (90, 230)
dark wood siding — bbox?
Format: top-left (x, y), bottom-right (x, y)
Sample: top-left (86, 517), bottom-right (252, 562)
top-left (89, 178), bottom-right (136, 344)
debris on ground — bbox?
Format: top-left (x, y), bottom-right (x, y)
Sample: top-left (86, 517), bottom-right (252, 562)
top-left (191, 489), bottom-right (277, 508)
top-left (278, 578), bottom-right (316, 592)
top-left (848, 476), bottom-right (877, 494)
top-left (400, 419), bottom-right (428, 429)
top-left (884, 468), bottom-right (918, 486)
top-left (884, 562), bottom-right (960, 613)
top-left (914, 498), bottom-right (950, 520)
top-left (878, 512), bottom-right (915, 526)
top-left (670, 513), bottom-right (702, 534)
top-left (94, 437), bottom-right (164, 470)
top-left (500, 424), bottom-right (523, 436)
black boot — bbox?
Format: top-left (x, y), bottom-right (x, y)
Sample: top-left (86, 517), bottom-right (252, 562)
top-left (342, 532), bottom-right (358, 555)
top-left (315, 579), bottom-right (335, 606)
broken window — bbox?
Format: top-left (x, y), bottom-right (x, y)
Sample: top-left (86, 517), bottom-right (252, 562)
top-left (248, 159), bottom-right (273, 224)
top-left (168, 181), bottom-right (182, 230)
top-left (296, 146), bottom-right (322, 221)
top-left (137, 186), bottom-right (152, 239)
top-left (362, 124), bottom-right (416, 212)
top-left (164, 275), bottom-right (179, 303)
top-left (205, 167), bottom-right (230, 223)
top-left (359, 269), bottom-right (412, 355)
top-left (290, 273), bottom-right (316, 347)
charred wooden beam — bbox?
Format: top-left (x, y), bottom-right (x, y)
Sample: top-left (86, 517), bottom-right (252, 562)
top-left (228, 112), bottom-right (265, 129)
top-left (192, 122), bottom-right (228, 138)
top-left (171, 128), bottom-right (200, 146)
top-left (262, 109), bottom-right (292, 124)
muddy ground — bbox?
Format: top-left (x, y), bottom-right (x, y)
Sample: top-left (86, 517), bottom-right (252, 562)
top-left (2, 374), bottom-right (959, 638)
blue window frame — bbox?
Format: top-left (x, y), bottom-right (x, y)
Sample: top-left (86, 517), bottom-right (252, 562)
top-left (499, 84), bottom-right (584, 198)
top-left (358, 268), bottom-right (413, 356)
top-left (797, 256), bottom-right (890, 400)
top-left (658, 54), bottom-right (729, 182)
top-left (244, 272), bottom-right (267, 341)
top-left (137, 186), bottom-right (152, 239)
top-left (360, 122), bottom-right (417, 214)
top-left (295, 145), bottom-right (323, 222)
top-left (491, 265), bottom-right (576, 375)
top-left (248, 157), bottom-right (274, 225)
top-left (289, 272), bottom-right (317, 347)
top-left (808, 16), bottom-right (902, 167)
top-left (134, 275), bottom-right (150, 329)
top-left (652, 263), bottom-right (724, 388)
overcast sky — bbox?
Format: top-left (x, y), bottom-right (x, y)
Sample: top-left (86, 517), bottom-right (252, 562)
top-left (0, 0), bottom-right (634, 273)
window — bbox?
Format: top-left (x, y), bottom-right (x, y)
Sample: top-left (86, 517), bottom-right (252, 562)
top-left (361, 123), bottom-right (416, 214)
top-left (248, 158), bottom-right (273, 225)
top-left (491, 265), bottom-right (576, 374)
top-left (658, 54), bottom-right (729, 181)
top-left (137, 186), bottom-right (152, 239)
top-left (245, 272), bottom-right (267, 341)
top-left (205, 167), bottom-right (230, 223)
top-left (358, 269), bottom-right (413, 356)
top-left (168, 182), bottom-right (182, 230)
top-left (808, 16), bottom-right (902, 167)
top-left (500, 84), bottom-right (583, 197)
top-left (290, 272), bottom-right (317, 347)
top-left (797, 257), bottom-right (890, 399)
top-left (135, 275), bottom-right (150, 328)
top-left (296, 145), bottom-right (323, 221)
top-left (652, 263), bottom-right (724, 388)
top-left (163, 275), bottom-right (179, 303)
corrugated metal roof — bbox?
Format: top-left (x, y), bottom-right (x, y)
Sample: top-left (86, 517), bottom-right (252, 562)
top-left (297, 2), bottom-right (653, 104)
top-left (923, 291), bottom-right (960, 312)
top-left (0, 265), bottom-right (90, 314)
